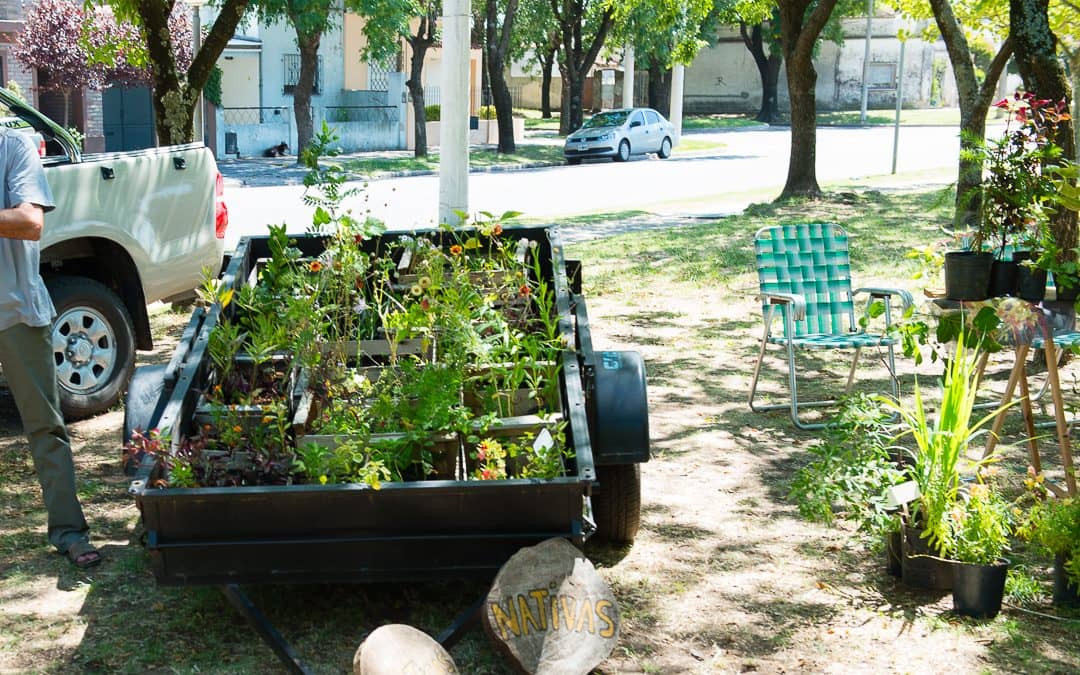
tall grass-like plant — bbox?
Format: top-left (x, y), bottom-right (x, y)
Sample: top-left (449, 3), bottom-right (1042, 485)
top-left (882, 335), bottom-right (1009, 555)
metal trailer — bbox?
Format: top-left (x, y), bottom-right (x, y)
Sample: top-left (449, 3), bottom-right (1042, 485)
top-left (123, 226), bottom-right (649, 670)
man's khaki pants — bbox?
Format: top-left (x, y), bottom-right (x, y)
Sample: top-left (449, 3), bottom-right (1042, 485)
top-left (0, 322), bottom-right (88, 551)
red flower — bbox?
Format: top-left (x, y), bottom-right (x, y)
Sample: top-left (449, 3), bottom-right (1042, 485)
top-left (481, 468), bottom-right (496, 480)
top-left (519, 284), bottom-right (531, 297)
top-left (993, 98), bottom-right (1010, 109)
top-left (450, 244), bottom-right (463, 256)
top-left (354, 234), bottom-right (364, 245)
top-left (420, 297), bottom-right (432, 311)
top-left (309, 260), bottom-right (323, 273)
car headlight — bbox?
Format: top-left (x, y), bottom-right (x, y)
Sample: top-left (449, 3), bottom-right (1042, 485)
top-left (598, 132), bottom-right (613, 141)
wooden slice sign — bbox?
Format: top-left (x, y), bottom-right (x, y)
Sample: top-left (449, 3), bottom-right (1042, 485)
top-left (353, 624), bottom-right (458, 674)
top-left (483, 538), bottom-right (620, 674)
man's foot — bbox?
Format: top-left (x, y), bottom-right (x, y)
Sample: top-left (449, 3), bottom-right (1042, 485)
top-left (63, 541), bottom-right (102, 569)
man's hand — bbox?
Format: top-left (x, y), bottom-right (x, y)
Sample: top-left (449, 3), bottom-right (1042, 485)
top-left (0, 202), bottom-right (45, 241)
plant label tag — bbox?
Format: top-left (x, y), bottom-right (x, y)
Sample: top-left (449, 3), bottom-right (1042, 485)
top-left (398, 246), bottom-right (413, 272)
top-left (533, 428), bottom-right (554, 452)
top-left (884, 480), bottom-right (920, 509)
top-left (515, 238), bottom-right (530, 264)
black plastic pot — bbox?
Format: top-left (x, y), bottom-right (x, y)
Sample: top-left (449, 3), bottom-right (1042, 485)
top-left (952, 558), bottom-right (1009, 619)
top-left (900, 525), bottom-right (955, 591)
top-left (1017, 267), bottom-right (1048, 302)
top-left (944, 251), bottom-right (994, 301)
top-left (1053, 554), bottom-right (1080, 607)
top-left (886, 530), bottom-right (903, 577)
top-left (1055, 279), bottom-right (1080, 303)
top-left (989, 260), bottom-right (1019, 297)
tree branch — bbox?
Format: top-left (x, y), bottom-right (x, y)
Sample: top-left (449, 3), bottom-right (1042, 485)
top-left (794, 0), bottom-right (838, 61)
top-left (977, 36), bottom-right (1014, 107)
top-left (189, 0), bottom-right (251, 91)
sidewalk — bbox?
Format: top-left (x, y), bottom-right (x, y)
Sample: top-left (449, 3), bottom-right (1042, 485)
top-left (217, 136), bottom-right (567, 188)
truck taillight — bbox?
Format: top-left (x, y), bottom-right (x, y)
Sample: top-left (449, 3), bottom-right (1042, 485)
top-left (38, 139), bottom-right (46, 157)
top-left (214, 172), bottom-right (228, 239)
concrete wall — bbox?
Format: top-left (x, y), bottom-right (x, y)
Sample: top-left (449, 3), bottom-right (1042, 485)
top-left (220, 51), bottom-right (260, 108)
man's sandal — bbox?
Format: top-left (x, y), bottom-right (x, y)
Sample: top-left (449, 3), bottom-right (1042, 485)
top-left (64, 541), bottom-right (102, 569)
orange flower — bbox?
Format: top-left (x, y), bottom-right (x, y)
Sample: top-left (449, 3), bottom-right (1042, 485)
top-left (519, 284), bottom-right (531, 297)
top-left (450, 244), bottom-right (463, 256)
top-left (232, 425), bottom-right (243, 433)
top-left (492, 223), bottom-right (503, 236)
top-left (309, 260), bottom-right (323, 273)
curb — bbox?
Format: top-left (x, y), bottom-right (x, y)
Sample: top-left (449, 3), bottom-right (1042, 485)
top-left (222, 158), bottom-right (567, 188)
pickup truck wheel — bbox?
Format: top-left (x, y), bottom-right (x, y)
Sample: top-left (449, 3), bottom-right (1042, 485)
top-left (47, 277), bottom-right (136, 420)
top-left (592, 464), bottom-right (641, 545)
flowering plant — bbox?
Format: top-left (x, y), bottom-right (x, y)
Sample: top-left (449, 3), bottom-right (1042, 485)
top-left (1016, 472), bottom-right (1080, 587)
top-left (945, 465), bottom-right (1012, 564)
top-left (965, 91), bottom-right (1070, 257)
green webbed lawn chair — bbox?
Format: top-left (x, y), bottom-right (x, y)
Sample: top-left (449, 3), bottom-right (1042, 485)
top-left (748, 223), bottom-right (913, 429)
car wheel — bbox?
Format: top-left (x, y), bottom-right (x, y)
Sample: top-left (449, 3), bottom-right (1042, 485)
top-left (567, 157), bottom-right (582, 165)
top-left (658, 137), bottom-right (672, 159)
top-left (615, 139), bottom-right (630, 162)
top-left (47, 276), bottom-right (136, 420)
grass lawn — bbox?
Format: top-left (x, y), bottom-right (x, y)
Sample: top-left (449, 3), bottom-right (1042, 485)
top-left (816, 107), bottom-right (963, 126)
top-left (2, 187), bottom-right (1079, 673)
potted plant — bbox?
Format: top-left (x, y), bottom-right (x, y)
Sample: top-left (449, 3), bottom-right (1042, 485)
top-left (882, 334), bottom-right (1009, 590)
top-left (945, 469), bottom-right (1012, 619)
top-left (1017, 487), bottom-right (1080, 607)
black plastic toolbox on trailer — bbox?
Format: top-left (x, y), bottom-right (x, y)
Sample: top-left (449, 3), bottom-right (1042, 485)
top-left (125, 226), bottom-right (649, 588)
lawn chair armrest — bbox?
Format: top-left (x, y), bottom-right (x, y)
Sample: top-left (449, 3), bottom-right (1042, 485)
top-left (757, 291), bottom-right (807, 321)
top-left (854, 287), bottom-right (914, 312)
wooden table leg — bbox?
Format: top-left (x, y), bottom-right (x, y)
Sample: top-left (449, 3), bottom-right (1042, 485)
top-left (984, 343), bottom-right (1029, 460)
top-left (1043, 340), bottom-right (1078, 496)
top-left (1017, 372), bottom-right (1043, 475)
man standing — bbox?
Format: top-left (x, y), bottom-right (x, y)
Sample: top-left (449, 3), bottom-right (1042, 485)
top-left (0, 128), bottom-right (99, 568)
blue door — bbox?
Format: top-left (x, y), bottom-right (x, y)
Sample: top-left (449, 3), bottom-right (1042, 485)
top-left (103, 87), bottom-right (156, 151)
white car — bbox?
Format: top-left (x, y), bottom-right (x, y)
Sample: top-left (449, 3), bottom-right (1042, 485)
top-left (563, 107), bottom-right (676, 164)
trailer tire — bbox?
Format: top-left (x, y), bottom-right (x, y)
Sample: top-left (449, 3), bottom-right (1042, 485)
top-left (592, 463), bottom-right (641, 545)
top-left (47, 276), bottom-right (136, 420)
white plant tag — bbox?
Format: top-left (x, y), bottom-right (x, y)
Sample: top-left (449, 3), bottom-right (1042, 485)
top-left (515, 238), bottom-right (530, 264)
top-left (884, 480), bottom-right (921, 509)
top-left (533, 428), bottom-right (555, 453)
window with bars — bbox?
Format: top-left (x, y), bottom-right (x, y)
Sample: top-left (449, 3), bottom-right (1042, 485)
top-left (283, 54), bottom-right (322, 95)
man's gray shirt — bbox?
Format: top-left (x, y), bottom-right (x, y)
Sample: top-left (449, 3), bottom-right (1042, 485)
top-left (0, 129), bottom-right (56, 331)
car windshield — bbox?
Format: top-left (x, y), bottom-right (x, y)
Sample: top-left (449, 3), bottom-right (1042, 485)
top-left (583, 111), bottom-right (630, 129)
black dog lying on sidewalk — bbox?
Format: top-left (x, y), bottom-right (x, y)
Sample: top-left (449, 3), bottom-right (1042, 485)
top-left (263, 142), bottom-right (289, 157)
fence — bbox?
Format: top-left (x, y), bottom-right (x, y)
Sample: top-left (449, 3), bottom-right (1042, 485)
top-left (323, 106), bottom-right (399, 124)
top-left (223, 106), bottom-right (291, 126)
top-left (221, 101), bottom-right (404, 157)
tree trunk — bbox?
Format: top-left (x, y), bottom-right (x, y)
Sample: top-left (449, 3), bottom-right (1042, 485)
top-left (292, 27), bottom-right (322, 165)
top-left (540, 44), bottom-right (557, 118)
top-left (1011, 0), bottom-right (1078, 252)
top-left (558, 70), bottom-right (571, 134)
top-left (139, 0), bottom-right (250, 145)
top-left (647, 63), bottom-right (672, 118)
top-left (406, 15), bottom-right (436, 158)
top-left (929, 0), bottom-right (1013, 228)
top-left (485, 0), bottom-right (520, 153)
top-left (777, 0), bottom-right (838, 200)
top-left (553, 2), bottom-right (614, 134)
top-left (741, 22), bottom-right (782, 124)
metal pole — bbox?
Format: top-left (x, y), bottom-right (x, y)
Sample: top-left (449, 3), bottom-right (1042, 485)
top-left (859, 0), bottom-right (874, 124)
top-left (623, 45), bottom-right (635, 109)
top-left (439, 0), bottom-right (470, 226)
top-left (892, 39), bottom-right (905, 174)
top-left (192, 5), bottom-right (204, 143)
top-left (670, 63), bottom-right (685, 142)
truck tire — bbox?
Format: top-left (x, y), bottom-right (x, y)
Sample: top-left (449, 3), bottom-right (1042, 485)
top-left (592, 463), bottom-right (641, 545)
top-left (47, 276), bottom-right (136, 420)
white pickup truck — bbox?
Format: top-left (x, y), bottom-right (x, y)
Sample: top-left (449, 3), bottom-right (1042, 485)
top-left (0, 90), bottom-right (227, 418)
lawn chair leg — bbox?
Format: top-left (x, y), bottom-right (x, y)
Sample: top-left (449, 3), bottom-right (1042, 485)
top-left (984, 344), bottom-right (1028, 460)
top-left (748, 329), bottom-right (771, 412)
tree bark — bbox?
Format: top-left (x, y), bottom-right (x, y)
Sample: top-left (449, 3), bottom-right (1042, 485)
top-left (291, 23), bottom-right (323, 165)
top-left (407, 12), bottom-right (437, 158)
top-left (551, 1), bottom-right (614, 133)
top-left (741, 22), bottom-right (782, 124)
top-left (485, 0), bottom-right (520, 153)
top-left (1011, 0), bottom-right (1078, 252)
top-left (138, 0), bottom-right (250, 145)
top-left (539, 41), bottom-right (557, 118)
top-left (929, 0), bottom-right (1013, 228)
top-left (777, 0), bottom-right (839, 200)
top-left (647, 63), bottom-right (672, 118)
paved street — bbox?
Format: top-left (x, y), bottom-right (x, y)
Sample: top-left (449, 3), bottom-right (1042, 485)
top-left (220, 125), bottom-right (961, 251)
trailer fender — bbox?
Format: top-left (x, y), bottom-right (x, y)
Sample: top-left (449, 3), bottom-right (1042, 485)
top-left (123, 364), bottom-right (169, 446)
top-left (590, 350), bottom-right (649, 465)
